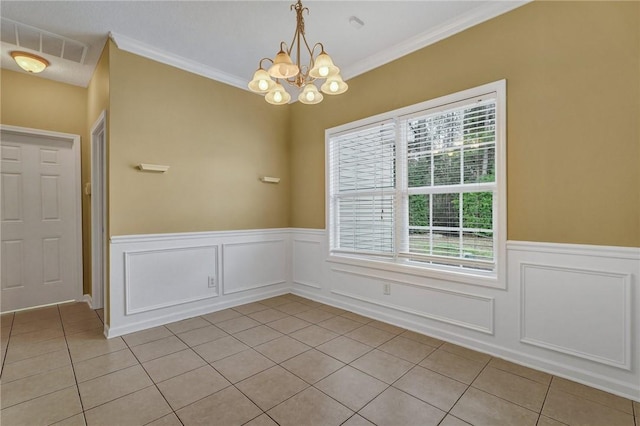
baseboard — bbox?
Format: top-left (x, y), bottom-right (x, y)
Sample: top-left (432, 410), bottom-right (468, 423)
top-left (290, 286), bottom-right (640, 401)
top-left (82, 294), bottom-right (93, 309)
top-left (106, 288), bottom-right (289, 338)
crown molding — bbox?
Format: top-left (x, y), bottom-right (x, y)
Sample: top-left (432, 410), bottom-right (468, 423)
top-left (341, 1), bottom-right (531, 81)
top-left (109, 1), bottom-right (530, 93)
top-left (109, 31), bottom-right (247, 91)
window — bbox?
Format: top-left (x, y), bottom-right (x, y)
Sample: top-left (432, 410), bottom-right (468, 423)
top-left (327, 81), bottom-right (506, 287)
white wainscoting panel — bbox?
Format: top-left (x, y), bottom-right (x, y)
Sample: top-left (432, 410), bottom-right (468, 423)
top-left (292, 238), bottom-right (322, 289)
top-left (222, 239), bottom-right (287, 294)
top-left (520, 262), bottom-right (631, 370)
top-left (108, 229), bottom-right (639, 401)
top-left (287, 230), bottom-right (639, 401)
top-left (109, 229), bottom-right (291, 338)
top-left (125, 245), bottom-right (218, 315)
top-left (331, 267), bottom-right (494, 334)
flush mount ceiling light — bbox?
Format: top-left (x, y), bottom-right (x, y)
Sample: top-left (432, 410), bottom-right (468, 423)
top-left (10, 51), bottom-right (49, 73)
top-left (248, 0), bottom-right (348, 105)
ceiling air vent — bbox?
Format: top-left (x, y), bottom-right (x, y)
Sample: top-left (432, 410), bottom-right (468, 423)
top-left (1, 18), bottom-right (88, 64)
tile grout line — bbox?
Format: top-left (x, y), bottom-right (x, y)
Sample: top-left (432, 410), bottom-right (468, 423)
top-left (9, 296), bottom-right (635, 426)
top-left (122, 329), bottom-right (188, 426)
top-left (0, 313), bottom-right (15, 378)
top-left (266, 317), bottom-right (429, 424)
top-left (215, 296), bottom-right (313, 424)
top-left (57, 304), bottom-right (88, 426)
top-left (0, 307), bottom-right (86, 421)
top-left (156, 308), bottom-right (316, 423)
top-left (465, 366), bottom-right (549, 416)
top-left (169, 302), bottom-right (372, 424)
top-left (534, 373), bottom-right (554, 426)
top-left (441, 353), bottom-right (493, 423)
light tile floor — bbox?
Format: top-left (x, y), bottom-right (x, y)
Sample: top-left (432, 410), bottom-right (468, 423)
top-left (1, 294), bottom-right (638, 426)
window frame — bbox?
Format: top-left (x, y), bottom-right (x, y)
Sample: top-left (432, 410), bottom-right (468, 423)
top-left (325, 80), bottom-right (507, 289)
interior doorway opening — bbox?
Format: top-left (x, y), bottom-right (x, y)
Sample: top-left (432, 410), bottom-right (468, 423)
top-left (90, 111), bottom-right (107, 310)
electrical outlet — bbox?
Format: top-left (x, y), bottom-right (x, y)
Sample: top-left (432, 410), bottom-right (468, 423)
top-left (383, 283), bottom-right (391, 295)
top-left (208, 276), bottom-right (216, 289)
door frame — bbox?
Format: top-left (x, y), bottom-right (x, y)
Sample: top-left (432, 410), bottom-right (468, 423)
top-left (0, 125), bottom-right (84, 305)
top-left (90, 111), bottom-right (107, 310)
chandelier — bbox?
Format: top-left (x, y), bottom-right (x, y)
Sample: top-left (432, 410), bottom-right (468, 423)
top-left (248, 0), bottom-right (348, 105)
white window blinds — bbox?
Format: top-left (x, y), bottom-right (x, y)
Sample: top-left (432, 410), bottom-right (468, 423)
top-left (329, 122), bottom-right (396, 255)
top-left (400, 98), bottom-right (497, 270)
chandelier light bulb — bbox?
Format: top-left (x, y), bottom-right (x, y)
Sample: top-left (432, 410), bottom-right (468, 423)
top-left (321, 73), bottom-right (348, 95)
top-left (298, 84), bottom-right (323, 104)
top-left (248, 68), bottom-right (275, 93)
top-left (309, 51), bottom-right (339, 79)
top-left (265, 83), bottom-right (292, 105)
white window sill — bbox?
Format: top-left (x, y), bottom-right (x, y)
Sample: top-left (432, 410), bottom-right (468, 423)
top-left (327, 253), bottom-right (506, 290)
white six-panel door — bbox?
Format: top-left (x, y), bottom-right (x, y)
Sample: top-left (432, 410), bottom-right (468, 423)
top-left (1, 127), bottom-right (81, 312)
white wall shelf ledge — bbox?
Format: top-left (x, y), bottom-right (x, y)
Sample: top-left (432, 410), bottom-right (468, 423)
top-left (137, 163), bottom-right (170, 173)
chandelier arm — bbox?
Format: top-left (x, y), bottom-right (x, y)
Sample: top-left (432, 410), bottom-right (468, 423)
top-left (299, 32), bottom-right (315, 82)
top-left (311, 42), bottom-right (325, 56)
top-left (258, 57), bottom-right (274, 69)
top-left (297, 3), bottom-right (313, 69)
top-left (283, 76), bottom-right (297, 86)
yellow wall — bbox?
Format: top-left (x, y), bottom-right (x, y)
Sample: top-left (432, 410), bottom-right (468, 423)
top-left (88, 43), bottom-right (110, 137)
top-left (85, 41), bottom-right (111, 320)
top-left (289, 1), bottom-right (640, 247)
top-left (0, 70), bottom-right (92, 292)
top-left (2, 1), bottom-right (637, 308)
top-left (108, 47), bottom-right (291, 236)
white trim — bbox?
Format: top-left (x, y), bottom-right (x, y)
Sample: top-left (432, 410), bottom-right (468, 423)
top-left (221, 239), bottom-right (288, 295)
top-left (110, 227), bottom-right (292, 244)
top-left (83, 294), bottom-right (93, 308)
top-left (106, 228), bottom-right (640, 401)
top-left (90, 111), bottom-right (107, 310)
top-left (290, 282), bottom-right (640, 402)
top-left (109, 3), bottom-right (531, 92)
top-left (507, 240), bottom-right (640, 260)
top-left (325, 80), bottom-right (507, 290)
top-left (292, 238), bottom-right (323, 289)
top-left (1, 299), bottom-right (76, 314)
top-left (109, 32), bottom-right (247, 91)
top-left (330, 267), bottom-right (495, 335)
top-left (221, 280), bottom-right (287, 296)
top-left (519, 262), bottom-right (632, 370)
top-left (109, 229), bottom-right (291, 337)
top-left (0, 125), bottom-right (84, 305)
top-left (341, 1), bottom-right (531, 81)
top-left (326, 254), bottom-right (500, 288)
top-left (124, 245), bottom-right (219, 314)
top-left (107, 288), bottom-right (289, 338)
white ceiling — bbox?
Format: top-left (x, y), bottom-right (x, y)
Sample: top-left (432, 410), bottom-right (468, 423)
top-left (0, 1), bottom-right (528, 92)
